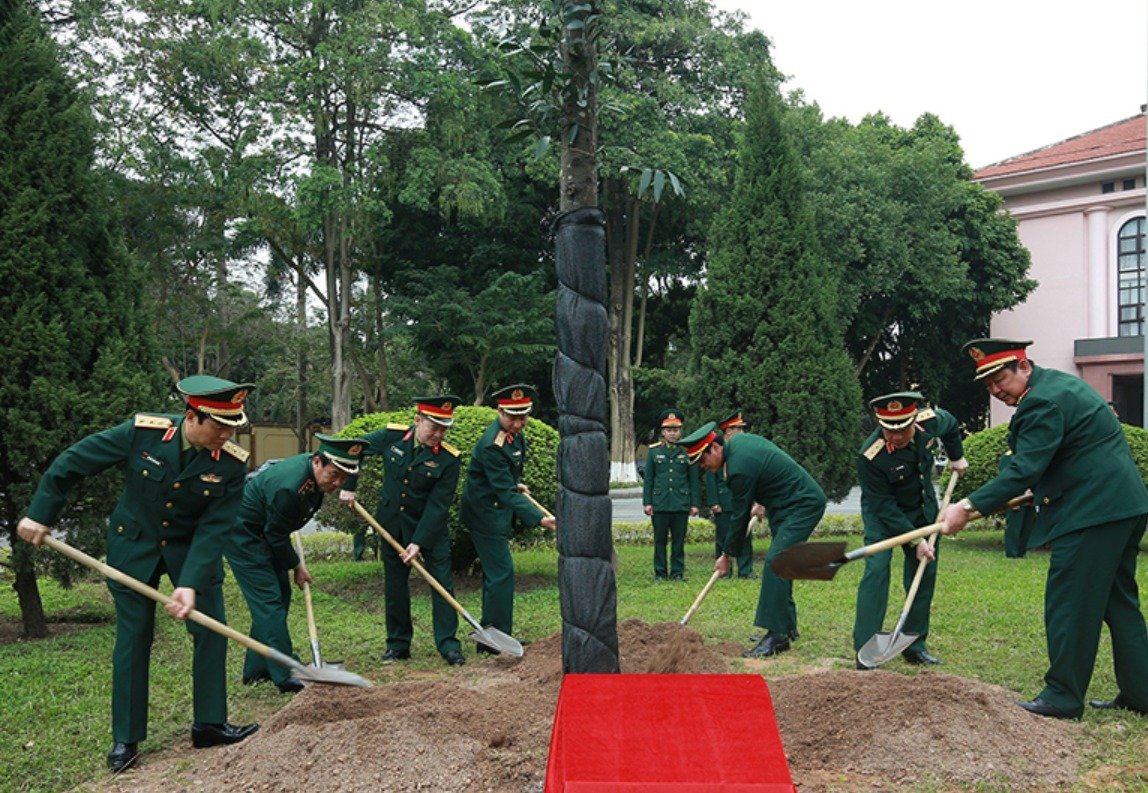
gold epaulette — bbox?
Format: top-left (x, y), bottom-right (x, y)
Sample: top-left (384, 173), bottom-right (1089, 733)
top-left (387, 422), bottom-right (409, 431)
top-left (440, 441), bottom-right (460, 457)
top-left (494, 431), bottom-right (506, 447)
top-left (863, 439), bottom-right (885, 460)
top-left (134, 414), bottom-right (173, 429)
top-left (221, 441), bottom-right (250, 463)
top-left (916, 408), bottom-right (937, 422)
top-left (649, 441), bottom-right (663, 448)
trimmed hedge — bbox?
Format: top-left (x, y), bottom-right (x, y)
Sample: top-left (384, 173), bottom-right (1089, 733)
top-left (316, 407), bottom-right (559, 570)
top-left (948, 421), bottom-right (1148, 528)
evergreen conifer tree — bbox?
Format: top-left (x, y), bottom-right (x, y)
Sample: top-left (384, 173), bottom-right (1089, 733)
top-left (1, 0), bottom-right (163, 637)
top-left (685, 69), bottom-right (860, 498)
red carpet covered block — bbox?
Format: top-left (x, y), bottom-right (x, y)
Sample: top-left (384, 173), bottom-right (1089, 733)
top-left (545, 673), bottom-right (795, 792)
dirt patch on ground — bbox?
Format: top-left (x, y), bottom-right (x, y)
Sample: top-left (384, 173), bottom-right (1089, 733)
top-left (94, 619), bottom-right (1079, 792)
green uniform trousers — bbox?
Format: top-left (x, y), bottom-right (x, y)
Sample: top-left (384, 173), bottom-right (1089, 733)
top-left (851, 528), bottom-right (939, 654)
top-left (109, 561), bottom-right (227, 742)
top-left (714, 511), bottom-right (754, 577)
top-left (1004, 506), bottom-right (1035, 558)
top-left (228, 556), bottom-right (299, 684)
top-left (1038, 514), bottom-right (1148, 716)
top-left (381, 535), bottom-right (461, 657)
top-left (652, 511), bottom-right (688, 579)
top-left (755, 513), bottom-right (823, 635)
top-left (468, 525), bottom-right (515, 634)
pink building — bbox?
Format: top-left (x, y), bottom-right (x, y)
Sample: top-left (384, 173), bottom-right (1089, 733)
top-left (975, 112), bottom-right (1146, 426)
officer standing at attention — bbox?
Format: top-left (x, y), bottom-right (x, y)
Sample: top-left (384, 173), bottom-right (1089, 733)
top-left (942, 339), bottom-right (1148, 719)
top-left (705, 410), bottom-right (756, 579)
top-left (226, 434), bottom-right (370, 692)
top-left (17, 376), bottom-right (260, 773)
top-left (340, 396), bottom-right (466, 667)
top-left (462, 385), bottom-right (556, 652)
top-left (642, 409), bottom-right (700, 580)
top-left (854, 392), bottom-right (968, 667)
top-left (682, 421), bottom-right (826, 657)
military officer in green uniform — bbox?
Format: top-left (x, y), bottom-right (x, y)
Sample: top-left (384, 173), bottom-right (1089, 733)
top-left (854, 392), bottom-right (968, 667)
top-left (642, 409), bottom-right (700, 580)
top-left (706, 410), bottom-right (755, 579)
top-left (942, 339), bottom-right (1148, 719)
top-left (226, 434), bottom-right (369, 692)
top-left (683, 421), bottom-right (826, 657)
top-left (462, 385), bottom-right (556, 651)
top-left (17, 376), bottom-right (259, 772)
top-left (340, 396), bottom-right (466, 666)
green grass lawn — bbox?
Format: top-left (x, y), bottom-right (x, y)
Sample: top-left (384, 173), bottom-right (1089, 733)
top-left (2, 529), bottom-right (1146, 792)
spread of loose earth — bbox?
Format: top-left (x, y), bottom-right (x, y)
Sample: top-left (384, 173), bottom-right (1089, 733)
top-left (92, 619), bottom-right (1081, 792)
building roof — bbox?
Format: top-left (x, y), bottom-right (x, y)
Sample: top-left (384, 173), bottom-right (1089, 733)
top-left (975, 113), bottom-right (1145, 180)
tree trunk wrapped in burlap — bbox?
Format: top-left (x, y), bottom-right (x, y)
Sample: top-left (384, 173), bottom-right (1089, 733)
top-left (553, 207), bottom-right (620, 673)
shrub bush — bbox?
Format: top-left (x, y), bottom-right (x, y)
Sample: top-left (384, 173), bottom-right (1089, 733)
top-left (316, 407), bottom-right (559, 570)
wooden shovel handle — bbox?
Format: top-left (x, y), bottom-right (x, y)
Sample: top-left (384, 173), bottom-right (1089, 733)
top-left (849, 491), bottom-right (1031, 562)
top-left (293, 532), bottom-right (320, 649)
top-left (902, 471), bottom-right (960, 607)
top-left (349, 501), bottom-right (476, 628)
top-left (523, 491), bottom-right (554, 519)
top-left (41, 535), bottom-right (300, 670)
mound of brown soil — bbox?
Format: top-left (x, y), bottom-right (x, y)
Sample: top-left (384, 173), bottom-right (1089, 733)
top-left (97, 620), bottom-right (1079, 792)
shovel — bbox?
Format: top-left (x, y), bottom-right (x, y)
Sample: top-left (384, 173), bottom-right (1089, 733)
top-left (680, 515), bottom-right (763, 625)
top-left (856, 472), bottom-right (959, 668)
top-left (771, 493), bottom-right (1033, 581)
top-left (350, 501), bottom-right (524, 657)
top-left (39, 535), bottom-right (372, 687)
top-left (292, 532), bottom-right (344, 670)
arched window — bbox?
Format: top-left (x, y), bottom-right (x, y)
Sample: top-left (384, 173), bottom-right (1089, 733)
top-left (1117, 216), bottom-right (1145, 336)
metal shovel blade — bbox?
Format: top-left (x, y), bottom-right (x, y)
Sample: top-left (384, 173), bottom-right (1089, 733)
top-left (470, 625), bottom-right (524, 657)
top-left (291, 662), bottom-right (373, 688)
top-left (856, 629), bottom-right (920, 668)
top-left (770, 541), bottom-right (848, 581)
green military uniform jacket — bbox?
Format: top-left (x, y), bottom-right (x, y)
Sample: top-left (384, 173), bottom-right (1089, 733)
top-left (642, 441), bottom-right (700, 513)
top-left (228, 453), bottom-right (321, 570)
top-left (346, 423), bottom-right (461, 547)
top-left (967, 366), bottom-right (1148, 544)
top-left (26, 413), bottom-right (248, 740)
top-left (858, 407), bottom-right (964, 534)
top-left (461, 419), bottom-right (544, 533)
top-left (27, 414), bottom-right (249, 590)
top-left (704, 468), bottom-right (734, 512)
top-left (721, 432), bottom-right (826, 558)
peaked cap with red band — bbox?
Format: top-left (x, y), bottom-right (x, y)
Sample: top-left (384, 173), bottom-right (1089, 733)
top-left (961, 338), bottom-right (1033, 381)
top-left (315, 433), bottom-right (370, 474)
top-left (177, 375), bottom-right (254, 427)
top-left (718, 410), bottom-right (747, 431)
top-left (415, 394), bottom-right (460, 427)
top-left (492, 384), bottom-right (536, 415)
top-left (658, 408), bottom-right (684, 428)
top-left (679, 421), bottom-right (718, 464)
top-left (869, 391), bottom-right (923, 430)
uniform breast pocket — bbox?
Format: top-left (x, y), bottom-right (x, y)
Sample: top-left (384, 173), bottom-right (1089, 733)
top-left (885, 465), bottom-right (909, 484)
top-left (412, 464), bottom-right (444, 491)
top-left (131, 458), bottom-right (168, 490)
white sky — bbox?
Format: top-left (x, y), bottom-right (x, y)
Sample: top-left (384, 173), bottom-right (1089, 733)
top-left (712, 1), bottom-right (1148, 169)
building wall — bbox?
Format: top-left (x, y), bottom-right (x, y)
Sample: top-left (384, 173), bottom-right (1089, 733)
top-left (979, 154), bottom-right (1145, 426)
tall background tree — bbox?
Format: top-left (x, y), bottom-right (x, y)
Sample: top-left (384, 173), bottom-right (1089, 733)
top-left (787, 102), bottom-right (1035, 426)
top-left (685, 68), bottom-right (861, 499)
top-left (1, 0), bottom-right (164, 637)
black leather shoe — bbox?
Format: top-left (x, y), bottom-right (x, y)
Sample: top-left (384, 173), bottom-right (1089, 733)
top-left (444, 650), bottom-right (466, 667)
top-left (902, 648), bottom-right (941, 665)
top-left (1017, 698), bottom-right (1078, 720)
top-left (106, 742), bottom-right (139, 772)
top-left (276, 677), bottom-right (305, 693)
top-left (242, 671), bottom-right (271, 686)
top-left (476, 642), bottom-right (500, 656)
top-left (381, 648), bottom-right (411, 663)
top-left (744, 632), bottom-right (790, 658)
top-left (788, 628), bottom-right (800, 641)
top-left (1089, 696), bottom-right (1147, 715)
top-left (191, 721), bottom-right (260, 748)
top-left (855, 660), bottom-right (874, 671)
